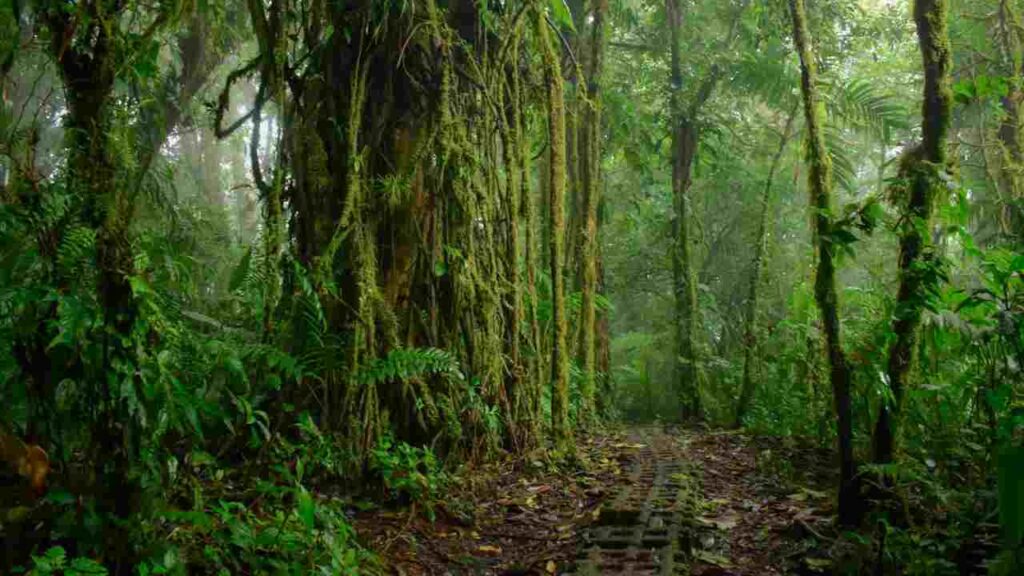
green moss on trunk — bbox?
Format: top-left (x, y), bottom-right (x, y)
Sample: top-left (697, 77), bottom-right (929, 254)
top-left (538, 10), bottom-right (572, 448)
top-left (788, 0), bottom-right (862, 527)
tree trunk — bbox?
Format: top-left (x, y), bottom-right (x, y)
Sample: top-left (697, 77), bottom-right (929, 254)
top-left (873, 0), bottom-right (952, 465)
top-left (43, 4), bottom-right (142, 568)
top-left (997, 0), bottom-right (1024, 239)
top-left (667, 0), bottom-right (703, 420)
top-left (578, 0), bottom-right (608, 425)
top-left (735, 105), bottom-right (797, 427)
top-left (539, 11), bottom-right (572, 448)
top-left (517, 37), bottom-right (544, 448)
top-left (787, 0), bottom-right (862, 527)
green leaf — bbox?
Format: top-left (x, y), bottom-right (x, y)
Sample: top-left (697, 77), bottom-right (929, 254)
top-left (549, 0), bottom-right (576, 32)
top-left (433, 260), bottom-right (448, 277)
top-left (953, 79), bottom-right (976, 104)
top-left (297, 488), bottom-right (316, 530)
top-left (68, 557), bottom-right (109, 575)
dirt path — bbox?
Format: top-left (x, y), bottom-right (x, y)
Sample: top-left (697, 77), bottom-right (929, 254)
top-left (358, 426), bottom-right (835, 575)
top-left (680, 430), bottom-right (835, 576)
top-left (567, 427), bottom-right (697, 575)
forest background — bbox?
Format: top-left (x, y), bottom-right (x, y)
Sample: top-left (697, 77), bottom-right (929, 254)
top-left (0, 0), bottom-right (1022, 573)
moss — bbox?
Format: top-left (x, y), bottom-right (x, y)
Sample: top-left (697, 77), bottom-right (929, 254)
top-left (788, 0), bottom-right (861, 527)
top-left (538, 9), bottom-right (572, 448)
top-left (578, 0), bottom-right (608, 425)
top-left (875, 0), bottom-right (953, 466)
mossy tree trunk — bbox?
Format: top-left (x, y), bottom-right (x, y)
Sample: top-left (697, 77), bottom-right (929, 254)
top-left (666, 0), bottom-right (708, 421)
top-left (521, 43), bottom-right (546, 449)
top-left (539, 10), bottom-right (572, 448)
top-left (39, 1), bottom-right (190, 567)
top-left (873, 0), bottom-right (952, 466)
top-left (997, 0), bottom-right (1024, 239)
top-left (787, 0), bottom-right (862, 527)
top-left (578, 0), bottom-right (608, 424)
top-left (42, 7), bottom-right (136, 568)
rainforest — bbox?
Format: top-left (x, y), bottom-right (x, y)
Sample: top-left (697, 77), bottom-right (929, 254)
top-left (0, 0), bottom-right (1022, 574)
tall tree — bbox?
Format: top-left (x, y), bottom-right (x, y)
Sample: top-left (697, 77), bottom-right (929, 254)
top-left (579, 0), bottom-right (608, 424)
top-left (787, 0), bottom-right (862, 526)
top-left (873, 0), bottom-right (952, 465)
top-left (666, 0), bottom-right (703, 420)
top-left (539, 10), bottom-right (572, 447)
top-left (664, 0), bottom-right (745, 420)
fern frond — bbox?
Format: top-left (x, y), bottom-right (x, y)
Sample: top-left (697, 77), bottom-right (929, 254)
top-left (825, 126), bottom-right (858, 194)
top-left (824, 77), bottom-right (910, 136)
top-left (356, 347), bottom-right (463, 386)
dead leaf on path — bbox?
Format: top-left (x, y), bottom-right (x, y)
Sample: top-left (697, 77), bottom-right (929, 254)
top-left (546, 560), bottom-right (557, 573)
top-left (695, 550), bottom-right (733, 567)
top-left (477, 544), bottom-right (502, 556)
top-left (697, 513), bottom-right (739, 530)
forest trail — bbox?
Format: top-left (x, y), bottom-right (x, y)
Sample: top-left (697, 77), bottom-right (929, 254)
top-left (358, 426), bottom-right (836, 575)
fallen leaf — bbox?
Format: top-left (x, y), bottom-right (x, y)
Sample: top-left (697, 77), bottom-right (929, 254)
top-left (477, 544), bottom-right (503, 556)
top-left (697, 514), bottom-right (739, 530)
top-left (804, 557), bottom-right (831, 572)
top-left (695, 550), bottom-right (733, 567)
top-left (546, 560), bottom-right (557, 573)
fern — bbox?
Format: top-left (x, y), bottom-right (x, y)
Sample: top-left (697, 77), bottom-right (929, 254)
top-left (57, 226), bottom-right (96, 274)
top-left (287, 256), bottom-right (327, 355)
top-left (824, 77), bottom-right (910, 136)
top-left (356, 347), bottom-right (463, 386)
top-left (825, 125), bottom-right (859, 194)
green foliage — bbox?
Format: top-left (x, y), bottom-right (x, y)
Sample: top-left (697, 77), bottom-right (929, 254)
top-left (548, 0), bottom-right (577, 32)
top-left (156, 483), bottom-right (370, 575)
top-left (369, 434), bottom-right (447, 519)
top-left (0, 0), bottom-right (1021, 572)
top-left (826, 77), bottom-right (911, 135)
top-left (25, 547), bottom-right (107, 576)
top-left (357, 347), bottom-right (462, 386)
top-left (953, 75), bottom-right (1011, 105)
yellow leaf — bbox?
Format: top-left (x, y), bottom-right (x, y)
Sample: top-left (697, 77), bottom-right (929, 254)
top-left (546, 560), bottom-right (557, 573)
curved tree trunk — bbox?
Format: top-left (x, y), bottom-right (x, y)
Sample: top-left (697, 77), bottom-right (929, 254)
top-left (787, 0), bottom-right (862, 527)
top-left (873, 0), bottom-right (952, 465)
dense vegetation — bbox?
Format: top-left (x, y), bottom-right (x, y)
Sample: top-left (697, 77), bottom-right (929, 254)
top-left (0, 0), bottom-right (1021, 573)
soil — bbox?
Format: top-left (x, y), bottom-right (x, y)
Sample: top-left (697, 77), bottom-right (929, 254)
top-left (355, 426), bottom-right (837, 575)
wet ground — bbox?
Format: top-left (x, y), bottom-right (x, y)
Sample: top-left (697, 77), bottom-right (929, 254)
top-left (356, 426), bottom-right (837, 575)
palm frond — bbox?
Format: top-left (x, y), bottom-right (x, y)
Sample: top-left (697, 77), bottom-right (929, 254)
top-left (824, 77), bottom-right (910, 136)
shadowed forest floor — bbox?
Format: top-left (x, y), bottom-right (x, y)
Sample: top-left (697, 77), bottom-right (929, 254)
top-left (355, 427), bottom-right (838, 575)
